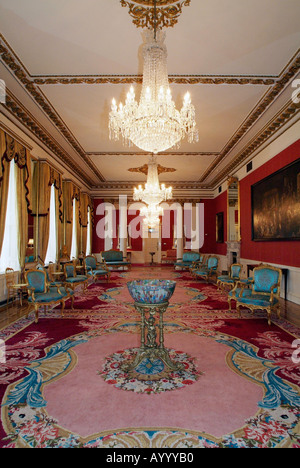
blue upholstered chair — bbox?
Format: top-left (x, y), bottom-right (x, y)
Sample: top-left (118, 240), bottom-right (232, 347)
top-left (228, 264), bottom-right (282, 325)
top-left (194, 255), bottom-right (219, 282)
top-left (84, 255), bottom-right (110, 283)
top-left (217, 263), bottom-right (242, 290)
top-left (174, 251), bottom-right (201, 270)
top-left (25, 269), bottom-right (71, 323)
top-left (63, 263), bottom-right (88, 291)
top-left (47, 263), bottom-right (74, 310)
top-left (190, 255), bottom-right (207, 277)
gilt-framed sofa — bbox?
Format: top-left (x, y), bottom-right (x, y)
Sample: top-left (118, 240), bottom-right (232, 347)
top-left (100, 249), bottom-right (131, 270)
top-left (174, 251), bottom-right (201, 270)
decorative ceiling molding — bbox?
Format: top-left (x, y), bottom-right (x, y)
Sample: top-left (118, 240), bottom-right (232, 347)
top-left (128, 163), bottom-right (176, 175)
top-left (0, 35), bottom-right (105, 183)
top-left (0, 32), bottom-right (299, 193)
top-left (120, 0), bottom-right (191, 29)
top-left (199, 54), bottom-right (300, 183)
top-left (2, 89), bottom-right (95, 187)
top-left (32, 75), bottom-right (277, 86)
top-left (210, 100), bottom-right (299, 188)
top-left (86, 151), bottom-right (218, 156)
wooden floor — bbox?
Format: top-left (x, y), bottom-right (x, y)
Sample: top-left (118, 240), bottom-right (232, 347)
top-left (1, 291), bottom-right (300, 331)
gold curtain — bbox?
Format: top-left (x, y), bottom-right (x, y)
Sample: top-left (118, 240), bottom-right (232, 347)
top-left (32, 161), bottom-right (51, 262)
top-left (0, 130), bottom-right (10, 258)
top-left (32, 161), bottom-right (63, 263)
top-left (50, 167), bottom-right (63, 261)
top-left (15, 143), bottom-right (32, 268)
top-left (0, 130), bottom-right (32, 269)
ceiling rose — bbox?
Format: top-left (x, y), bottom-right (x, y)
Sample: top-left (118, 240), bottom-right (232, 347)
top-left (120, 0), bottom-right (191, 29)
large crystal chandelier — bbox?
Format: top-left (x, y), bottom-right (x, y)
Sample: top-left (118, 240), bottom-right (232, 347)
top-left (109, 2), bottom-right (198, 154)
top-left (133, 156), bottom-right (172, 228)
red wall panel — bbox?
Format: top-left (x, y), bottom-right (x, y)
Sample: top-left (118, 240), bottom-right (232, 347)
top-left (240, 140), bottom-right (300, 267)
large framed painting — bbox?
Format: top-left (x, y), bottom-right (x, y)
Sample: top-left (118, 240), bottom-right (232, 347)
top-left (251, 158), bottom-right (300, 241)
top-left (216, 212), bottom-right (224, 243)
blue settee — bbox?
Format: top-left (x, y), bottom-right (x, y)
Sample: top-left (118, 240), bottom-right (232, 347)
top-left (101, 249), bottom-right (131, 270)
top-left (174, 251), bottom-right (201, 270)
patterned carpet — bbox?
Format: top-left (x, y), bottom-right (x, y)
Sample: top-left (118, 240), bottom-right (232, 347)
top-left (0, 266), bottom-right (299, 448)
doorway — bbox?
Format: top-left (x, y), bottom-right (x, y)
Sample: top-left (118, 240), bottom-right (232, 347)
top-left (143, 225), bottom-right (161, 264)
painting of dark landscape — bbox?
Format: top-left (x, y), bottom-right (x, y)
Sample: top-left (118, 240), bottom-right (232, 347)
top-left (251, 159), bottom-right (300, 240)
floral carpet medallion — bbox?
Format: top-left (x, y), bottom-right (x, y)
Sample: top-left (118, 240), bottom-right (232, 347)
top-left (0, 267), bottom-right (299, 448)
top-left (99, 348), bottom-right (201, 394)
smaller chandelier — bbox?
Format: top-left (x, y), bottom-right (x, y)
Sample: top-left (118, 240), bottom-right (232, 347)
top-left (140, 204), bottom-right (163, 229)
top-left (133, 156), bottom-right (172, 205)
top-left (133, 156), bottom-right (172, 227)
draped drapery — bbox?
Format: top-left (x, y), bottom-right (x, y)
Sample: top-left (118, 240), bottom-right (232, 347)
top-left (63, 180), bottom-right (81, 259)
top-left (32, 161), bottom-right (63, 263)
top-left (0, 130), bottom-right (10, 259)
top-left (79, 192), bottom-right (94, 255)
top-left (0, 129), bottom-right (32, 269)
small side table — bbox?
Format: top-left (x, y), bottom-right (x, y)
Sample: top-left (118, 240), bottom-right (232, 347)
top-left (149, 252), bottom-right (155, 265)
top-left (11, 283), bottom-right (28, 307)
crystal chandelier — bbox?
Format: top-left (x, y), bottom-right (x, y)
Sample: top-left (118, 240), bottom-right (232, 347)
top-left (133, 156), bottom-right (172, 227)
top-left (109, 2), bottom-right (198, 154)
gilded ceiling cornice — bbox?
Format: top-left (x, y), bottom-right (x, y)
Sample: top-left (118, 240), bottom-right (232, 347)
top-left (91, 181), bottom-right (210, 190)
top-left (3, 90), bottom-right (95, 187)
top-left (210, 100), bottom-right (300, 188)
top-left (86, 151), bottom-right (218, 156)
top-left (199, 54), bottom-right (300, 183)
top-left (120, 0), bottom-right (191, 29)
top-left (0, 32), bottom-right (299, 191)
top-left (0, 35), bottom-right (105, 183)
top-left (32, 75), bottom-right (277, 86)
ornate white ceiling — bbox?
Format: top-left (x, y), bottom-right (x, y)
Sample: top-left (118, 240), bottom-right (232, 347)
top-left (0, 0), bottom-right (299, 197)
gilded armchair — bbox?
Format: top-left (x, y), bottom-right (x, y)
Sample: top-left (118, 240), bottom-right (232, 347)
top-left (194, 255), bottom-right (219, 282)
top-left (63, 262), bottom-right (89, 291)
top-left (83, 255), bottom-right (110, 283)
top-left (217, 263), bottom-right (242, 290)
top-left (228, 264), bottom-right (282, 325)
top-left (25, 269), bottom-right (71, 323)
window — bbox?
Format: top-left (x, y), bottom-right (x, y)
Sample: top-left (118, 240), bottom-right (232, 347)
top-left (45, 184), bottom-right (57, 265)
top-left (0, 160), bottom-right (20, 272)
top-left (86, 206), bottom-right (91, 255)
top-left (70, 198), bottom-right (77, 259)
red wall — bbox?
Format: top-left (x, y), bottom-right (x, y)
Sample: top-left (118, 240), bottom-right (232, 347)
top-left (200, 193), bottom-right (227, 255)
top-left (240, 139), bottom-right (300, 267)
top-left (92, 199), bottom-right (105, 253)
